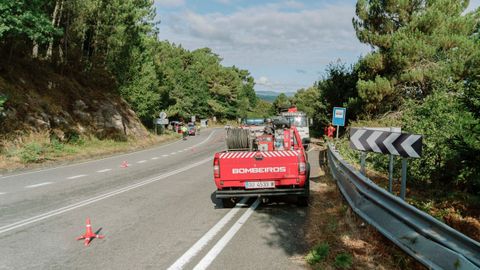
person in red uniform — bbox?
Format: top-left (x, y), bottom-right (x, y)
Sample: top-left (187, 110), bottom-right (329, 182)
top-left (326, 123), bottom-right (336, 139)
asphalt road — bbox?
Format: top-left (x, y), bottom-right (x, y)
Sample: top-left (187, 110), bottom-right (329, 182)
top-left (0, 128), bottom-right (311, 270)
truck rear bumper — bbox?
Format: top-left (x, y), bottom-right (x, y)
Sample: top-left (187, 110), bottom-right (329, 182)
top-left (215, 187), bottom-right (308, 199)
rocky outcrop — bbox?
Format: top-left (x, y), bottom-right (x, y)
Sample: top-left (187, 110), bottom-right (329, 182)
top-left (0, 60), bottom-right (149, 141)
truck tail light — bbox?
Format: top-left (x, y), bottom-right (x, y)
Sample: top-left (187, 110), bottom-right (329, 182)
top-left (299, 162), bottom-right (306, 175)
top-left (214, 158), bottom-right (220, 178)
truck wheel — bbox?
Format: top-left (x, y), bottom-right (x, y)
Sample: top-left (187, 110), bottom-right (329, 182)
top-left (297, 175), bottom-right (310, 207)
top-left (222, 198), bottom-right (236, 208)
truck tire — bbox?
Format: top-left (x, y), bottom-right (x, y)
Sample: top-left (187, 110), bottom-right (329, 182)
top-left (222, 198), bottom-right (236, 208)
top-left (297, 171), bottom-right (310, 207)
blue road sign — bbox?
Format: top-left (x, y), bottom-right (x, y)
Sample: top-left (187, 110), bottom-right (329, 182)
top-left (332, 107), bottom-right (346, 126)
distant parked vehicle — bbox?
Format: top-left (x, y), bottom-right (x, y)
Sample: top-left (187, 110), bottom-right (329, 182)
top-left (187, 123), bottom-right (196, 136)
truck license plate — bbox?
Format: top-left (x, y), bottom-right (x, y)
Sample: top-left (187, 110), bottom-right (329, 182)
top-left (245, 181), bottom-right (275, 189)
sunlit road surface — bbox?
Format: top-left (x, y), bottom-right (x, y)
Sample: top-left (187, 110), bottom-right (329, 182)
top-left (0, 128), bottom-right (312, 269)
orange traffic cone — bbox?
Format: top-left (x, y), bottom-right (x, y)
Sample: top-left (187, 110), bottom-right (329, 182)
top-left (76, 218), bottom-right (104, 246)
top-left (121, 161), bottom-right (129, 168)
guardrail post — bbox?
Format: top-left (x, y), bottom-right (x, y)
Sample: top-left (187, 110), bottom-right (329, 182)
top-left (360, 152), bottom-right (366, 176)
top-left (400, 158), bottom-right (407, 199)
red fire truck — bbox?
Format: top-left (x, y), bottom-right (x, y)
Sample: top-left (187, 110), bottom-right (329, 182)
top-left (213, 118), bottom-right (310, 207)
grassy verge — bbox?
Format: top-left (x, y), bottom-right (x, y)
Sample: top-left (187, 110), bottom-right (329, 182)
top-left (304, 151), bottom-right (424, 269)
top-left (0, 131), bottom-right (181, 172)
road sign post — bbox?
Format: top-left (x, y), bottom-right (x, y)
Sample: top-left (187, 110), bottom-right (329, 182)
top-left (401, 158), bottom-right (408, 199)
top-left (349, 127), bottom-right (422, 199)
top-left (154, 118), bottom-right (169, 135)
top-left (332, 107), bottom-right (346, 139)
top-left (360, 152), bottom-right (366, 176)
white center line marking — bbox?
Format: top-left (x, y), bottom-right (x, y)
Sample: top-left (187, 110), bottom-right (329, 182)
top-left (193, 198), bottom-right (261, 270)
top-left (151, 157), bottom-right (159, 160)
top-left (0, 129), bottom-right (216, 181)
top-left (178, 150), bottom-right (184, 153)
top-left (0, 157), bottom-right (212, 236)
top-left (97, 169), bottom-right (112, 173)
top-left (170, 152), bottom-right (176, 155)
top-left (67, 175), bottom-right (86, 180)
top-left (162, 155), bottom-right (169, 157)
top-left (137, 160), bottom-right (147, 164)
top-left (0, 192), bottom-right (6, 195)
top-left (167, 198), bottom-right (248, 270)
top-left (25, 182), bottom-right (53, 189)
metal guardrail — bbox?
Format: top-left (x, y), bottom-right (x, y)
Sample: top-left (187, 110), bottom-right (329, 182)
top-left (327, 144), bottom-right (480, 270)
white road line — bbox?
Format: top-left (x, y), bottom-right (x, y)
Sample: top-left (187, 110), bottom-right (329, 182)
top-left (0, 129), bottom-right (217, 181)
top-left (0, 157), bottom-right (212, 236)
top-left (178, 150), bottom-right (184, 153)
top-left (0, 192), bottom-right (6, 195)
top-left (137, 160), bottom-right (147, 164)
top-left (25, 182), bottom-right (53, 189)
top-left (0, 137), bottom-right (185, 180)
top-left (97, 169), bottom-right (112, 173)
top-left (67, 175), bottom-right (86, 180)
top-left (167, 198), bottom-right (248, 270)
top-left (162, 155), bottom-right (169, 157)
top-left (193, 198), bottom-right (261, 270)
top-left (170, 152), bottom-right (177, 155)
top-left (151, 157), bottom-right (159, 160)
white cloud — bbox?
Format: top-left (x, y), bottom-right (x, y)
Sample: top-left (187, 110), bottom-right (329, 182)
top-left (257, 76), bottom-right (272, 86)
top-left (169, 3), bottom-right (362, 52)
top-left (157, 1), bottom-right (370, 92)
top-left (155, 0), bottom-right (184, 8)
top-left (256, 76), bottom-right (309, 90)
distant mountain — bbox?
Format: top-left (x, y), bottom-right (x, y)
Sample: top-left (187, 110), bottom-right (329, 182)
top-left (256, 90), bottom-right (296, 102)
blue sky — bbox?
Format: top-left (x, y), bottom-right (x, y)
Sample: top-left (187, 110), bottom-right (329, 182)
top-left (154, 0), bottom-right (480, 93)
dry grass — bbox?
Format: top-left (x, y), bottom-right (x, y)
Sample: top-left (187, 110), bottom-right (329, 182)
top-left (304, 161), bottom-right (425, 270)
top-left (361, 169), bottom-right (480, 243)
top-left (0, 131), bottom-right (180, 172)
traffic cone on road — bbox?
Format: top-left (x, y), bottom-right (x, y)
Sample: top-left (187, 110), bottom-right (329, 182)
top-left (121, 161), bottom-right (129, 168)
top-left (76, 218), bottom-right (104, 246)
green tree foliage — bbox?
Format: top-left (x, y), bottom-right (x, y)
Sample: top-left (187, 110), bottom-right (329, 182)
top-left (151, 44), bottom-right (257, 121)
top-left (354, 0), bottom-right (479, 114)
top-left (403, 90), bottom-right (480, 192)
top-left (299, 0), bottom-right (480, 192)
top-left (271, 93), bottom-right (291, 114)
top-left (0, 0), bottom-right (59, 48)
top-left (291, 87), bottom-right (319, 118)
top-left (296, 63), bottom-right (359, 134)
top-left (0, 1), bottom-right (259, 126)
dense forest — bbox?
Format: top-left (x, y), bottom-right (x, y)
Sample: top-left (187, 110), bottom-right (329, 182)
top-left (0, 0), bottom-right (264, 126)
top-left (277, 0), bottom-right (480, 193)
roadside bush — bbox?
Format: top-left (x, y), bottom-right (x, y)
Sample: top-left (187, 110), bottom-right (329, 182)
top-left (305, 242), bottom-right (329, 265)
top-left (0, 94), bottom-right (6, 113)
top-left (402, 90), bottom-right (480, 192)
top-left (19, 143), bottom-right (44, 163)
top-left (334, 252), bottom-right (353, 269)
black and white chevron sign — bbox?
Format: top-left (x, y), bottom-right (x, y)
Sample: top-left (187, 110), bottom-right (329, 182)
top-left (349, 128), bottom-right (422, 158)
